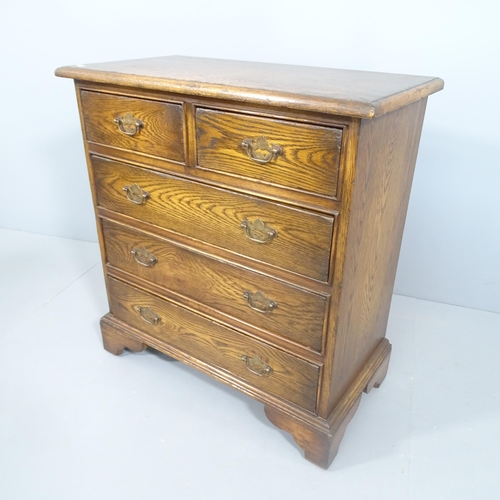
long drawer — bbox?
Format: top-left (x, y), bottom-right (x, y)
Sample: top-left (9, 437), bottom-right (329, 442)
top-left (81, 90), bottom-right (185, 162)
top-left (102, 219), bottom-right (328, 351)
top-left (93, 156), bottom-right (335, 282)
top-left (196, 108), bottom-right (343, 199)
top-left (108, 277), bottom-right (320, 411)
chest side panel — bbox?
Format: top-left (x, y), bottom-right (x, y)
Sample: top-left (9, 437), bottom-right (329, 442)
top-left (319, 99), bottom-right (428, 417)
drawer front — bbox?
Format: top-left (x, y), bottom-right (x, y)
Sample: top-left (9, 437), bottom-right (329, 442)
top-left (93, 156), bottom-right (334, 282)
top-left (81, 91), bottom-right (184, 162)
top-left (196, 108), bottom-right (342, 198)
top-left (102, 219), bottom-right (328, 351)
top-left (108, 278), bottom-right (320, 411)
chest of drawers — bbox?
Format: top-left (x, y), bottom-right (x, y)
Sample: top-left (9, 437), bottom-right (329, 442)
top-left (56, 57), bottom-right (443, 468)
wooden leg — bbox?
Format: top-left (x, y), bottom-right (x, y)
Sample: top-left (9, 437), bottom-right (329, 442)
top-left (100, 315), bottom-right (147, 355)
top-left (265, 344), bottom-right (392, 469)
top-left (265, 396), bottom-right (361, 469)
top-left (364, 349), bottom-right (390, 393)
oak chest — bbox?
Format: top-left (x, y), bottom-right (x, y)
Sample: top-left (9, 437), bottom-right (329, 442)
top-left (56, 57), bottom-right (443, 468)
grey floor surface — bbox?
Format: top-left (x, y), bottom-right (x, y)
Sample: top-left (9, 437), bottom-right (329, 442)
top-left (1, 228), bottom-right (499, 499)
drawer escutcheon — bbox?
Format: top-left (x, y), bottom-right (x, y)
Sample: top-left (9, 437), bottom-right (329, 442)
top-left (123, 183), bottom-right (150, 205)
top-left (240, 218), bottom-right (277, 244)
top-left (114, 112), bottom-right (144, 136)
top-left (241, 354), bottom-right (273, 377)
top-left (134, 306), bottom-right (162, 325)
top-left (131, 247), bottom-right (158, 267)
top-left (243, 290), bottom-right (277, 314)
top-left (241, 136), bottom-right (283, 164)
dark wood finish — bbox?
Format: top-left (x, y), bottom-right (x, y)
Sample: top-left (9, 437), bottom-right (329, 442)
top-left (101, 219), bottom-right (328, 351)
top-left (57, 57), bottom-right (442, 468)
top-left (81, 90), bottom-right (184, 162)
top-left (56, 56), bottom-right (444, 118)
top-left (108, 277), bottom-right (320, 412)
top-left (92, 155), bottom-right (335, 282)
top-left (196, 108), bottom-right (342, 198)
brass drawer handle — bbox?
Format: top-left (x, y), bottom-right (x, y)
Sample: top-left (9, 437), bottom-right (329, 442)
top-left (131, 247), bottom-right (158, 267)
top-left (123, 183), bottom-right (150, 205)
top-left (135, 306), bottom-right (162, 325)
top-left (114, 112), bottom-right (144, 136)
top-left (240, 218), bottom-right (277, 244)
top-left (241, 355), bottom-right (273, 377)
top-left (241, 136), bottom-right (283, 164)
top-left (243, 290), bottom-right (277, 313)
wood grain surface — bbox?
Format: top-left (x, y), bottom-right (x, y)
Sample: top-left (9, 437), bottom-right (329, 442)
top-left (196, 108), bottom-right (342, 198)
top-left (77, 81), bottom-right (352, 215)
top-left (93, 156), bottom-right (335, 282)
top-left (108, 277), bottom-right (320, 411)
top-left (56, 56), bottom-right (443, 468)
top-left (320, 99), bottom-right (428, 416)
top-left (264, 338), bottom-right (391, 468)
top-left (100, 317), bottom-right (146, 355)
top-left (81, 90), bottom-right (184, 161)
top-left (102, 219), bottom-right (328, 351)
top-left (56, 56), bottom-right (444, 118)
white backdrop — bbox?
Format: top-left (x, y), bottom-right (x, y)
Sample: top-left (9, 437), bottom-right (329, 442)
top-left (1, 0), bottom-right (498, 313)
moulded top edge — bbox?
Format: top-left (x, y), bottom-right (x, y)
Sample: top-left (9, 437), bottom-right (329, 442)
top-left (55, 56), bottom-right (444, 119)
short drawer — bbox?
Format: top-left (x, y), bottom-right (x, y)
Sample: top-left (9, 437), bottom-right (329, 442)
top-left (93, 156), bottom-right (335, 282)
top-left (196, 108), bottom-right (342, 199)
top-left (102, 219), bottom-right (328, 351)
top-left (108, 277), bottom-right (320, 411)
top-left (81, 90), bottom-right (184, 162)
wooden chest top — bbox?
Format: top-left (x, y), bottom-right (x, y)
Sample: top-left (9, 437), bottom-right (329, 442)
top-left (56, 56), bottom-right (444, 118)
